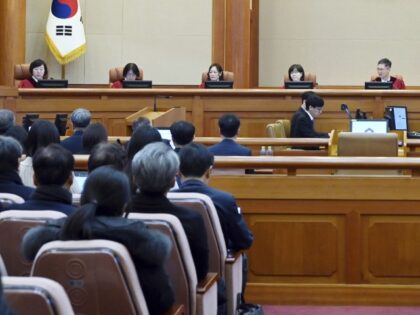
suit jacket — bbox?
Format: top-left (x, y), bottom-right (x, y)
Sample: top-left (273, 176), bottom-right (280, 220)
top-left (208, 138), bottom-right (252, 156)
top-left (290, 107), bottom-right (329, 138)
top-left (22, 216), bottom-right (174, 315)
top-left (374, 76), bottom-right (406, 90)
top-left (131, 192), bottom-right (209, 281)
top-left (0, 170), bottom-right (34, 201)
top-left (61, 130), bottom-right (84, 154)
top-left (176, 179), bottom-right (253, 251)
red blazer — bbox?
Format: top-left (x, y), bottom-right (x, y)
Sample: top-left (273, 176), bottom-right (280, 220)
top-left (18, 78), bottom-right (35, 88)
top-left (111, 80), bottom-right (123, 88)
top-left (374, 76), bottom-right (406, 90)
top-left (199, 82), bottom-right (205, 89)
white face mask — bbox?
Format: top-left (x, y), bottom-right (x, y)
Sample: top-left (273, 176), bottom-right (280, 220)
top-left (290, 70), bottom-right (303, 82)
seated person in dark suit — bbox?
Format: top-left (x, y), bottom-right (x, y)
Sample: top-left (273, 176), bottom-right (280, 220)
top-left (129, 142), bottom-right (209, 281)
top-left (290, 93), bottom-right (329, 139)
top-left (61, 108), bottom-right (91, 154)
top-left (0, 110), bottom-right (15, 135)
top-left (170, 120), bottom-right (195, 153)
top-left (209, 114), bottom-right (251, 156)
top-left (18, 59), bottom-right (48, 88)
top-left (5, 144), bottom-right (75, 215)
top-left (81, 122), bottom-right (108, 154)
top-left (372, 58), bottom-right (405, 90)
top-left (4, 125), bottom-right (27, 148)
top-left (0, 136), bottom-right (34, 201)
top-left (21, 166), bottom-right (174, 315)
top-left (88, 142), bottom-right (127, 173)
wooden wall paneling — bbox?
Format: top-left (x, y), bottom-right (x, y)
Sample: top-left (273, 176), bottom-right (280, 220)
top-left (212, 0), bottom-right (226, 65)
top-left (249, 0), bottom-right (259, 88)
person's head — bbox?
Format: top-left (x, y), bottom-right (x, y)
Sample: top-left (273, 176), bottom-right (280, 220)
top-left (123, 63), bottom-right (141, 81)
top-left (32, 144), bottom-right (74, 189)
top-left (207, 63), bottom-right (224, 81)
top-left (132, 117), bottom-right (151, 132)
top-left (29, 59), bottom-right (48, 81)
top-left (179, 143), bottom-right (214, 181)
top-left (4, 125), bottom-right (27, 149)
top-left (25, 120), bottom-right (60, 157)
top-left (82, 123), bottom-right (108, 154)
top-left (301, 91), bottom-right (316, 106)
top-left (70, 108), bottom-right (91, 130)
top-left (132, 142), bottom-right (179, 195)
top-left (0, 136), bottom-right (22, 173)
top-left (62, 166), bottom-right (131, 239)
top-left (88, 142), bottom-right (127, 173)
top-left (0, 110), bottom-right (15, 134)
top-left (305, 94), bottom-right (324, 118)
top-left (288, 64), bottom-right (305, 82)
top-left (127, 125), bottom-right (162, 160)
top-left (218, 113), bottom-right (240, 138)
top-left (170, 120), bottom-right (195, 147)
top-left (377, 58), bottom-right (392, 80)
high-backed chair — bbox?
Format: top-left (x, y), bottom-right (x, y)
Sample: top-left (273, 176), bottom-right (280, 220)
top-left (167, 192), bottom-right (243, 315)
top-left (31, 240), bottom-right (150, 315)
top-left (128, 213), bottom-right (218, 315)
top-left (201, 71), bottom-right (234, 83)
top-left (0, 193), bottom-right (25, 209)
top-left (283, 73), bottom-right (317, 86)
top-left (109, 67), bottom-right (144, 84)
top-left (14, 64), bottom-right (31, 87)
top-left (3, 276), bottom-right (75, 315)
top-left (0, 210), bottom-right (67, 276)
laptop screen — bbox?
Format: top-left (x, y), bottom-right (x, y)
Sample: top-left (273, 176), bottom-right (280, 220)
top-left (392, 106), bottom-right (408, 131)
top-left (350, 119), bottom-right (388, 133)
top-left (156, 128), bottom-right (175, 149)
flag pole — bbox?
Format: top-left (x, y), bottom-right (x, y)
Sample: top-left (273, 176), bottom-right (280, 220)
top-left (61, 64), bottom-right (66, 80)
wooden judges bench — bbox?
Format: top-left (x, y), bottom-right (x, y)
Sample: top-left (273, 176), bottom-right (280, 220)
top-left (3, 87), bottom-right (420, 137)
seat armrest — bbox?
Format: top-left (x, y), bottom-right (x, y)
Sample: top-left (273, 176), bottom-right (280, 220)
top-left (226, 250), bottom-right (242, 264)
top-left (163, 304), bottom-right (184, 315)
top-left (197, 272), bottom-right (218, 293)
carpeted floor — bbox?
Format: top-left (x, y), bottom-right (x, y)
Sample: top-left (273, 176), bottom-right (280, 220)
top-left (263, 305), bottom-right (420, 315)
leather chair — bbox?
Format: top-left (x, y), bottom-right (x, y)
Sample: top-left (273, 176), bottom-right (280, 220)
top-left (14, 64), bottom-right (31, 87)
top-left (283, 73), bottom-right (317, 86)
top-left (31, 240), bottom-right (150, 315)
top-left (201, 71), bottom-right (234, 83)
top-left (3, 276), bottom-right (75, 315)
top-left (167, 192), bottom-right (243, 315)
top-left (0, 255), bottom-right (7, 275)
top-left (0, 210), bottom-right (67, 276)
top-left (128, 213), bottom-right (218, 315)
top-left (0, 193), bottom-right (25, 209)
top-left (109, 67), bottom-right (144, 84)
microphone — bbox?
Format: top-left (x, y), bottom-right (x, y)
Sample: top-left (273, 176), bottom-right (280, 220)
top-left (341, 103), bottom-right (352, 120)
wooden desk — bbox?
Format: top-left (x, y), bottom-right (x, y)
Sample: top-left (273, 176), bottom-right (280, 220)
top-left (6, 88), bottom-right (420, 137)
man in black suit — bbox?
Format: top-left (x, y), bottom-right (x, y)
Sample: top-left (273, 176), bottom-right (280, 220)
top-left (130, 142), bottom-right (209, 282)
top-left (209, 114), bottom-right (251, 156)
top-left (290, 93), bottom-right (329, 138)
top-left (61, 108), bottom-right (91, 154)
top-left (170, 120), bottom-right (195, 153)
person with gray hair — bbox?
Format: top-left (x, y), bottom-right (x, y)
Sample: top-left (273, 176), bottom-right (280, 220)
top-left (61, 108), bottom-right (92, 154)
top-left (130, 142), bottom-right (209, 282)
top-left (0, 136), bottom-right (34, 202)
top-left (0, 109), bottom-right (15, 134)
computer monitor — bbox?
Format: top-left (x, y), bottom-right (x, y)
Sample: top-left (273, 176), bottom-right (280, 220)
top-left (384, 106), bottom-right (408, 131)
top-left (204, 80), bottom-right (234, 89)
top-left (156, 128), bottom-right (175, 149)
top-left (364, 81), bottom-right (393, 90)
top-left (350, 119), bottom-right (388, 133)
top-left (284, 81), bottom-right (314, 89)
top-left (37, 80), bottom-right (68, 88)
top-left (122, 80), bottom-right (153, 88)
top-left (55, 113), bottom-right (68, 136)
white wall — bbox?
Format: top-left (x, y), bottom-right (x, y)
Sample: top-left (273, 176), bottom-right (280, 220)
top-left (26, 0), bottom-right (212, 84)
top-left (260, 0), bottom-right (420, 86)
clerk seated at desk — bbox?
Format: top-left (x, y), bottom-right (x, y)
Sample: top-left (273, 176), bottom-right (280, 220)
top-left (372, 58), bottom-right (405, 90)
top-left (18, 59), bottom-right (48, 88)
top-left (291, 92), bottom-right (329, 139)
top-left (111, 63), bottom-right (142, 88)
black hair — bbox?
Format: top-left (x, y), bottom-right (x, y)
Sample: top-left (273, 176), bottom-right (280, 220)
top-left (378, 58), bottom-right (392, 68)
top-left (61, 166), bottom-right (130, 239)
top-left (301, 91), bottom-right (316, 103)
top-left (179, 143), bottom-right (214, 178)
top-left (25, 120), bottom-right (60, 157)
top-left (0, 136), bottom-right (22, 172)
top-left (207, 63), bottom-right (224, 81)
top-left (29, 59), bottom-right (48, 79)
top-left (288, 64), bottom-right (305, 81)
top-left (82, 123), bottom-right (108, 154)
top-left (218, 113), bottom-right (240, 138)
top-left (170, 121), bottom-right (195, 146)
top-left (123, 63), bottom-right (141, 78)
top-left (305, 94), bottom-right (324, 110)
top-left (132, 117), bottom-right (151, 132)
top-left (127, 126), bottom-right (162, 160)
top-left (88, 142), bottom-right (127, 173)
top-left (33, 143), bottom-right (74, 186)
top-left (4, 125), bottom-right (27, 149)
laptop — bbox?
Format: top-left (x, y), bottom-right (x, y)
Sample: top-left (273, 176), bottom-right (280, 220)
top-left (350, 119), bottom-right (388, 133)
top-left (122, 80), bottom-right (153, 88)
top-left (364, 81), bottom-right (393, 90)
top-left (37, 80), bottom-right (68, 88)
top-left (204, 80), bottom-right (233, 89)
top-left (284, 81), bottom-right (314, 89)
